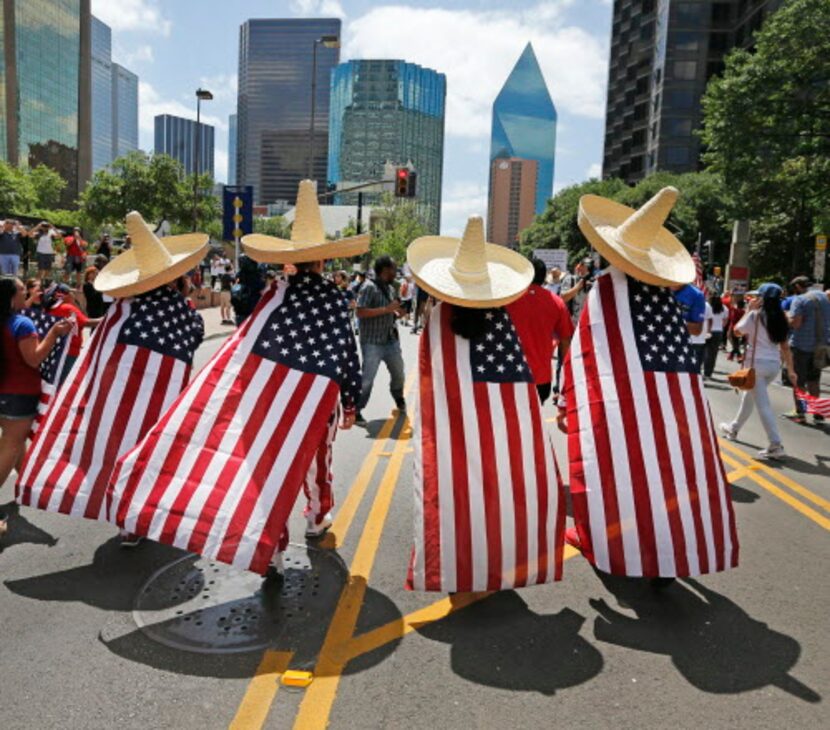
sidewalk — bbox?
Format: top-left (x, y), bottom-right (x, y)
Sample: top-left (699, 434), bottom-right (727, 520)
top-left (199, 305), bottom-right (236, 342)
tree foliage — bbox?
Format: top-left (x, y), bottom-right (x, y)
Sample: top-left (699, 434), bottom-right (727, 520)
top-left (0, 160), bottom-right (67, 213)
top-left (254, 215), bottom-right (292, 239)
top-left (700, 0), bottom-right (830, 281)
top-left (369, 193), bottom-right (427, 264)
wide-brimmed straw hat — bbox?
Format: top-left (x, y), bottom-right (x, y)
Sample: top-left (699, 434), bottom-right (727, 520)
top-left (407, 216), bottom-right (533, 308)
top-left (578, 186), bottom-right (694, 287)
top-left (94, 211), bottom-right (208, 298)
top-left (241, 180), bottom-right (370, 264)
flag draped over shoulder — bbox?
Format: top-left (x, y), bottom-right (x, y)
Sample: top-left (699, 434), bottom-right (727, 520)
top-left (109, 274), bottom-right (359, 576)
top-left (17, 287), bottom-right (203, 522)
top-left (407, 302), bottom-right (565, 593)
top-left (20, 307), bottom-right (70, 432)
top-left (562, 267), bottom-right (738, 578)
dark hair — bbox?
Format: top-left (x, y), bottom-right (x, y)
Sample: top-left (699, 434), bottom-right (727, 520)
top-left (709, 294), bottom-right (723, 314)
top-left (530, 258), bottom-right (547, 286)
top-left (373, 255), bottom-right (395, 277)
top-left (450, 304), bottom-right (492, 340)
top-left (790, 275), bottom-right (811, 291)
top-left (761, 296), bottom-right (788, 344)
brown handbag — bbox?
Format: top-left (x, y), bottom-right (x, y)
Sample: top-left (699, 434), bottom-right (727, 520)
top-left (728, 313), bottom-right (759, 390)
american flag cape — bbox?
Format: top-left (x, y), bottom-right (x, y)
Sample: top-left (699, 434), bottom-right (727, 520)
top-left (19, 307), bottom-right (70, 433)
top-left (406, 302), bottom-right (566, 592)
top-left (108, 274), bottom-right (360, 575)
top-left (16, 287), bottom-right (203, 522)
top-left (561, 267), bottom-right (739, 578)
top-left (795, 389), bottom-right (830, 418)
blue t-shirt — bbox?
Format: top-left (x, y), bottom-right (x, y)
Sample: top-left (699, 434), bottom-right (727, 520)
top-left (8, 313), bottom-right (36, 339)
top-left (673, 284), bottom-right (705, 324)
top-left (789, 291), bottom-right (830, 351)
top-left (781, 295), bottom-right (796, 312)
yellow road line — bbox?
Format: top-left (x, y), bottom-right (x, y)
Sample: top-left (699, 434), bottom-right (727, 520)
top-left (229, 651), bottom-right (293, 730)
top-left (726, 464), bottom-right (761, 482)
top-left (719, 439), bottom-right (830, 513)
top-left (293, 418), bottom-right (412, 730)
top-left (721, 452), bottom-right (830, 531)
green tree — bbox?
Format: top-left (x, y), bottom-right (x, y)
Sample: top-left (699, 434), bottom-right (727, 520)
top-left (0, 159), bottom-right (36, 213)
top-left (28, 164), bottom-right (67, 209)
top-left (254, 215), bottom-right (292, 239)
top-left (700, 0), bottom-right (830, 281)
top-left (369, 193), bottom-right (426, 263)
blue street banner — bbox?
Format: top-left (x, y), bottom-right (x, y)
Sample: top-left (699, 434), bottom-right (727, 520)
top-left (222, 185), bottom-right (253, 241)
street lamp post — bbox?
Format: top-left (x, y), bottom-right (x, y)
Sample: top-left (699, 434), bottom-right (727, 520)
top-left (308, 35), bottom-right (340, 181)
top-left (193, 87), bottom-right (213, 231)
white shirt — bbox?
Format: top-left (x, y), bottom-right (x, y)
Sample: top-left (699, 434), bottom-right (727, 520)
top-left (738, 310), bottom-right (781, 363)
top-left (709, 308), bottom-right (728, 333)
top-left (690, 302), bottom-right (712, 344)
top-left (36, 231), bottom-right (56, 254)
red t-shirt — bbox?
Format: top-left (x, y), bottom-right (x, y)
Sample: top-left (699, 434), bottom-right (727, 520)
top-left (0, 314), bottom-right (41, 395)
top-left (49, 302), bottom-right (88, 356)
top-left (507, 285), bottom-right (575, 385)
top-left (65, 235), bottom-right (86, 258)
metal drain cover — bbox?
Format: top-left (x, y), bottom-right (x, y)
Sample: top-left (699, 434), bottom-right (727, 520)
top-left (132, 543), bottom-right (347, 654)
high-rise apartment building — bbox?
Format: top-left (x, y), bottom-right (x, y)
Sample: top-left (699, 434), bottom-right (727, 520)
top-left (488, 158), bottom-right (538, 247)
top-left (602, 0), bottom-right (784, 184)
top-left (154, 114), bottom-right (214, 178)
top-left (1, 0), bottom-right (92, 205)
top-left (487, 43), bottom-right (556, 245)
top-left (111, 62), bottom-right (138, 160)
top-left (228, 113), bottom-right (237, 185)
top-left (328, 59), bottom-right (446, 233)
top-left (237, 18), bottom-right (340, 205)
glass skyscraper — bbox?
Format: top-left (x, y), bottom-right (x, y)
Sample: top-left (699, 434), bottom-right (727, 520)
top-left (90, 15), bottom-right (112, 172)
top-left (1, 0), bottom-right (92, 205)
top-left (154, 114), bottom-right (215, 178)
top-left (237, 18), bottom-right (340, 205)
top-left (228, 113), bottom-right (237, 185)
top-left (488, 42), bottom-right (556, 217)
top-left (111, 62), bottom-right (137, 160)
top-left (328, 59), bottom-right (446, 233)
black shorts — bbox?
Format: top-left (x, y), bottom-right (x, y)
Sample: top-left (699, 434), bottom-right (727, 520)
top-left (0, 393), bottom-right (40, 420)
top-left (792, 347), bottom-right (820, 386)
top-left (66, 255), bottom-right (84, 273)
top-left (37, 252), bottom-right (55, 270)
top-left (416, 288), bottom-right (429, 305)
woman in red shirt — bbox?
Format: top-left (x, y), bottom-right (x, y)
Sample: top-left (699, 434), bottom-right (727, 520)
top-left (0, 277), bottom-right (71, 530)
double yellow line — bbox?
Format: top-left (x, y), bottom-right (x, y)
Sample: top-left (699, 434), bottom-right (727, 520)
top-left (720, 439), bottom-right (830, 531)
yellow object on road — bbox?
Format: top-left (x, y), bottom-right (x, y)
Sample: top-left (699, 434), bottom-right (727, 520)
top-left (281, 671), bottom-right (313, 688)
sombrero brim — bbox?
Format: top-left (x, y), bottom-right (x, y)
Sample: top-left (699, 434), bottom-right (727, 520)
top-left (94, 233), bottom-right (209, 298)
top-left (241, 233), bottom-right (370, 264)
top-left (407, 236), bottom-right (533, 309)
top-left (578, 195), bottom-right (695, 287)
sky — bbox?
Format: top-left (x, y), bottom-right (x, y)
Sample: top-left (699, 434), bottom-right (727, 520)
top-left (91, 0), bottom-right (613, 236)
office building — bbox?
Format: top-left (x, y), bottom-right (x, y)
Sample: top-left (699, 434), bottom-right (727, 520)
top-left (154, 114), bottom-right (214, 178)
top-left (90, 16), bottom-right (112, 172)
top-left (1, 0), bottom-right (92, 205)
top-left (602, 0), bottom-right (784, 183)
top-left (488, 158), bottom-right (538, 247)
top-left (237, 18), bottom-right (340, 205)
top-left (228, 113), bottom-right (237, 185)
top-left (328, 59), bottom-right (446, 233)
top-left (487, 42), bottom-right (556, 244)
top-left (111, 62), bottom-right (138, 160)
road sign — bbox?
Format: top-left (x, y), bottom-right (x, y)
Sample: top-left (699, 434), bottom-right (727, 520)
top-left (815, 234), bottom-right (827, 284)
top-left (222, 185), bottom-right (253, 241)
top-left (533, 248), bottom-right (569, 271)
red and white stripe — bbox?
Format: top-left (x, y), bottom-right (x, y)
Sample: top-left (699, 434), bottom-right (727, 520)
top-left (109, 283), bottom-right (339, 575)
top-left (796, 389), bottom-right (830, 418)
top-left (562, 268), bottom-right (738, 577)
top-left (407, 302), bottom-right (565, 592)
top-left (17, 300), bottom-right (191, 521)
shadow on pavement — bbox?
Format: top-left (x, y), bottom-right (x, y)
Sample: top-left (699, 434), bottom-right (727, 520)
top-left (0, 501), bottom-right (58, 553)
top-left (590, 573), bottom-right (821, 702)
top-left (728, 482), bottom-right (761, 503)
top-left (415, 591), bottom-right (603, 695)
top-left (766, 453), bottom-right (830, 478)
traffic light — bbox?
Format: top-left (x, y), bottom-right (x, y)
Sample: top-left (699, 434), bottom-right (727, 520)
top-left (394, 168), bottom-right (417, 198)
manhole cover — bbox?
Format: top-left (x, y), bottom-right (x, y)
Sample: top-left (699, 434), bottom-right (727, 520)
top-left (132, 543), bottom-right (347, 654)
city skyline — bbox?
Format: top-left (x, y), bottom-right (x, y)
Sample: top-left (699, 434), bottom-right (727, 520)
top-left (153, 113), bottom-right (215, 178)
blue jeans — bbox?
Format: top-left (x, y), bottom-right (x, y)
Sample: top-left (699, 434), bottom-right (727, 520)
top-left (358, 340), bottom-right (405, 411)
top-left (0, 254), bottom-right (20, 276)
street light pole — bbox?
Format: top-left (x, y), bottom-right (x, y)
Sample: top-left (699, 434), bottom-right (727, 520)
top-left (308, 35), bottom-right (339, 182)
top-left (193, 88), bottom-right (213, 231)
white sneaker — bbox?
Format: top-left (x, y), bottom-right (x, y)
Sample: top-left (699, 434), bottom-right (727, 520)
top-left (719, 422), bottom-right (737, 441)
top-left (305, 512), bottom-right (333, 538)
top-left (758, 443), bottom-right (786, 460)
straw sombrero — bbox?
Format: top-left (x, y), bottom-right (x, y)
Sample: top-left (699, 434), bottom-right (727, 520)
top-left (578, 186), bottom-right (694, 287)
top-left (407, 216), bottom-right (533, 308)
top-left (242, 180), bottom-right (370, 264)
top-left (94, 212), bottom-right (209, 298)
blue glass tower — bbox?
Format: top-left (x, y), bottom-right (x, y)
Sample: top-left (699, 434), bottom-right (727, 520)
top-left (489, 43), bottom-right (556, 215)
top-left (228, 113), bottom-right (237, 185)
top-left (328, 59), bottom-right (446, 233)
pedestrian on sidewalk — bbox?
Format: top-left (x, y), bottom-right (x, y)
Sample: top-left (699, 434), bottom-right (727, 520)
top-left (703, 293), bottom-right (728, 378)
top-left (63, 227), bottom-right (88, 289)
top-left (720, 283), bottom-right (796, 459)
top-left (33, 222), bottom-right (59, 280)
top-left (219, 263), bottom-right (234, 324)
top-left (727, 294), bottom-right (746, 361)
top-left (355, 255), bottom-right (406, 426)
top-left (0, 220), bottom-right (27, 276)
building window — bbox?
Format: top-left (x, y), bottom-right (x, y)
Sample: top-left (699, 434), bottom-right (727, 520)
top-left (630, 155), bottom-right (644, 173)
top-left (666, 89), bottom-right (695, 109)
top-left (709, 33), bottom-right (729, 52)
top-left (632, 129), bottom-right (646, 147)
top-left (673, 61), bottom-right (698, 80)
top-left (673, 32), bottom-right (700, 53)
top-left (711, 2), bottom-right (732, 24)
top-left (666, 146), bottom-right (690, 165)
top-left (674, 3), bottom-right (705, 26)
top-left (665, 118), bottom-right (692, 137)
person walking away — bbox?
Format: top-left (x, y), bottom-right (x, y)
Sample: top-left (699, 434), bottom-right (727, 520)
top-left (727, 295), bottom-right (746, 361)
top-left (63, 227), bottom-right (88, 289)
top-left (560, 259), bottom-right (593, 326)
top-left (0, 277), bottom-right (72, 533)
top-left (34, 222), bottom-right (59, 280)
top-left (399, 275), bottom-right (414, 325)
top-left (720, 283), bottom-right (796, 459)
top-left (507, 257), bottom-right (574, 404)
top-left (0, 220), bottom-right (27, 277)
top-left (82, 267), bottom-right (107, 318)
top-left (230, 254), bottom-right (265, 326)
top-left (355, 255), bottom-right (406, 426)
top-left (43, 283), bottom-right (101, 382)
top-left (219, 263), bottom-right (234, 324)
top-left (703, 294), bottom-right (728, 378)
top-left (785, 275), bottom-right (830, 423)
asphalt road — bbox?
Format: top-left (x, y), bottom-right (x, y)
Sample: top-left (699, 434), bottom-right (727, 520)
top-left (1, 324), bottom-right (827, 730)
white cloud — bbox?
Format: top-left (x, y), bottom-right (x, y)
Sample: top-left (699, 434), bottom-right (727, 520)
top-left (440, 180), bottom-right (489, 237)
top-left (139, 81), bottom-right (227, 140)
top-left (198, 73), bottom-right (238, 107)
top-left (290, 0), bottom-right (346, 19)
top-left (91, 0), bottom-right (171, 36)
top-left (114, 43), bottom-right (154, 68)
top-left (214, 149), bottom-right (229, 185)
top-left (345, 2), bottom-right (607, 140)
top-left (586, 162), bottom-right (602, 179)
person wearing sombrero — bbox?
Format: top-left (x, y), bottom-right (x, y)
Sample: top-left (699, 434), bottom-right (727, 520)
top-left (16, 212), bottom-right (208, 547)
top-left (405, 216), bottom-right (566, 592)
top-left (559, 187), bottom-right (739, 585)
top-left (107, 181), bottom-right (367, 581)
